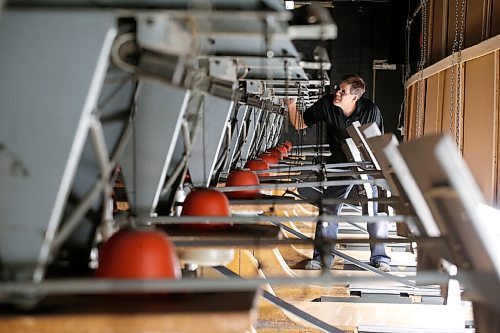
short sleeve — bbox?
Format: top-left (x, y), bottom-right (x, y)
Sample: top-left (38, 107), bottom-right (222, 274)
top-left (303, 96), bottom-right (330, 128)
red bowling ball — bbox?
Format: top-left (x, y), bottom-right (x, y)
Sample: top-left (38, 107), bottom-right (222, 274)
top-left (181, 188), bottom-right (231, 230)
top-left (260, 152), bottom-right (279, 165)
top-left (225, 169), bottom-right (260, 199)
top-left (267, 148), bottom-right (283, 160)
top-left (244, 159), bottom-right (270, 177)
top-left (276, 145), bottom-right (288, 158)
top-left (96, 229), bottom-right (181, 279)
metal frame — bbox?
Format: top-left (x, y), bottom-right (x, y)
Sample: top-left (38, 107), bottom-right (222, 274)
top-left (388, 134), bottom-right (500, 331)
top-left (240, 107), bottom-right (263, 161)
top-left (0, 9), bottom-right (117, 281)
top-left (223, 104), bottom-right (250, 172)
top-left (187, 95), bottom-right (235, 187)
top-left (119, 81), bottom-right (190, 217)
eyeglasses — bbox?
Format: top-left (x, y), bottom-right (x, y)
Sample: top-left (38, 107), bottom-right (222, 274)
top-left (333, 84), bottom-right (350, 96)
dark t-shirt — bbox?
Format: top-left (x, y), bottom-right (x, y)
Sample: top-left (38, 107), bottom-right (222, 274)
top-left (303, 94), bottom-right (384, 163)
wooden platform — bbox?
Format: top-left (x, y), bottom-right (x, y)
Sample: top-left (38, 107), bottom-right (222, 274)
top-left (285, 300), bottom-right (473, 331)
top-left (0, 291), bottom-right (259, 333)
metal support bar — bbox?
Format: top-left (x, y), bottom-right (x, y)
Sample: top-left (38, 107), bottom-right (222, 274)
top-left (0, 271), bottom-right (462, 300)
top-left (215, 178), bottom-right (388, 191)
top-left (256, 162), bottom-right (373, 173)
top-left (144, 215), bottom-right (411, 224)
top-left (172, 237), bottom-right (417, 248)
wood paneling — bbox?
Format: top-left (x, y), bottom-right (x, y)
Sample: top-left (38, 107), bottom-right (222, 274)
top-left (424, 73), bottom-right (442, 134)
top-left (407, 86), bottom-right (412, 141)
top-left (406, 2), bottom-right (500, 204)
top-left (440, 66), bottom-right (458, 137)
top-left (465, 0), bottom-right (486, 48)
top-left (406, 84), bottom-right (417, 141)
top-left (463, 53), bottom-right (497, 201)
top-left (430, 0), bottom-right (448, 64)
top-left (495, 51), bottom-right (500, 203)
top-left (446, 0), bottom-right (459, 56)
top-left (417, 80), bottom-right (427, 138)
top-left (406, 80), bottom-right (429, 140)
top-left (492, 0), bottom-right (500, 37)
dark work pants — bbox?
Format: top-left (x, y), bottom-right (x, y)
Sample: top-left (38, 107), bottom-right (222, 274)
top-left (298, 183), bottom-right (391, 268)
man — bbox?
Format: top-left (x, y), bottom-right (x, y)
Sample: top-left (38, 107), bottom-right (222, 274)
top-left (284, 74), bottom-right (391, 272)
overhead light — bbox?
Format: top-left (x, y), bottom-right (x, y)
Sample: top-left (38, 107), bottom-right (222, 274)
top-left (285, 1), bottom-right (295, 10)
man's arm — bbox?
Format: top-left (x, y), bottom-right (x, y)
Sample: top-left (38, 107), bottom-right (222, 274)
top-left (284, 97), bottom-right (307, 130)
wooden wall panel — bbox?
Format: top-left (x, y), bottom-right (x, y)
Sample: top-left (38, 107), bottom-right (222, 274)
top-left (495, 51), bottom-right (500, 204)
top-left (404, 86), bottom-right (411, 141)
top-left (412, 83), bottom-right (423, 140)
top-left (440, 66), bottom-right (458, 138)
top-left (424, 73), bottom-right (442, 134)
top-left (465, 0), bottom-right (486, 48)
top-left (492, 0), bottom-right (500, 37)
top-left (407, 19), bottom-right (500, 203)
top-left (446, 0), bottom-right (459, 56)
top-left (462, 53), bottom-right (497, 201)
top-left (430, 0), bottom-right (448, 64)
top-left (406, 85), bottom-right (417, 141)
top-left (417, 81), bottom-right (427, 138)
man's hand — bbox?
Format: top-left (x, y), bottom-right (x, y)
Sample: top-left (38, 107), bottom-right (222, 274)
top-left (283, 97), bottom-right (306, 130)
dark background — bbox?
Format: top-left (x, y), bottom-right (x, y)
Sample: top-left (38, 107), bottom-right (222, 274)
top-left (282, 0), bottom-right (416, 145)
